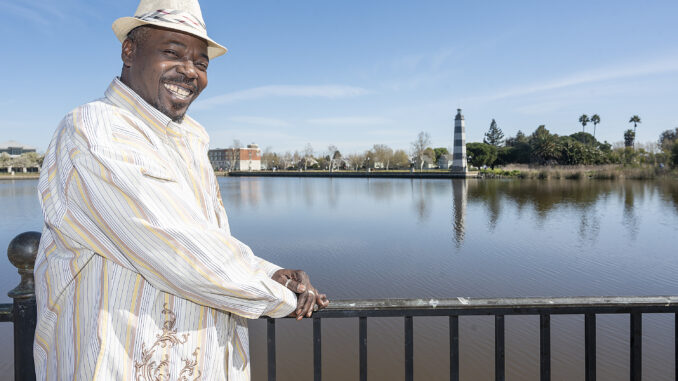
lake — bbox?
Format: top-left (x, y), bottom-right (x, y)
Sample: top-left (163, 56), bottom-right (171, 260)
top-left (1, 177), bottom-right (678, 380)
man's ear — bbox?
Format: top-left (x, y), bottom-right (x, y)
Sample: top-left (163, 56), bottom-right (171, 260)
top-left (121, 39), bottom-right (135, 68)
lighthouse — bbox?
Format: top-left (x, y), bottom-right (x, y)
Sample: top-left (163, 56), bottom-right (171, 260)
top-left (451, 109), bottom-right (467, 172)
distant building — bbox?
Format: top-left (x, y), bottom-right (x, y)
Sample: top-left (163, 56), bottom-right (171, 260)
top-left (298, 156), bottom-right (318, 169)
top-left (438, 154), bottom-right (454, 169)
top-left (451, 109), bottom-right (467, 172)
top-left (0, 141), bottom-right (36, 156)
top-left (208, 143), bottom-right (261, 171)
top-left (414, 156), bottom-right (436, 169)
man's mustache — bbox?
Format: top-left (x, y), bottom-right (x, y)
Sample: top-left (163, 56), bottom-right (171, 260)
top-left (162, 76), bottom-right (198, 93)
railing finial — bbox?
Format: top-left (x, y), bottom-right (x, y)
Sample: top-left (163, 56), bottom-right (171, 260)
top-left (7, 231), bottom-right (41, 299)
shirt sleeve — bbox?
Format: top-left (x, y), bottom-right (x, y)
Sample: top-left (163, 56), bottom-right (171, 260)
top-left (49, 109), bottom-right (296, 319)
top-left (209, 170), bottom-right (284, 279)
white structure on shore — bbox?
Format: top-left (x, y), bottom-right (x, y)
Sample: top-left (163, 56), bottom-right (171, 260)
top-left (451, 109), bottom-right (467, 172)
top-left (0, 141), bottom-right (36, 157)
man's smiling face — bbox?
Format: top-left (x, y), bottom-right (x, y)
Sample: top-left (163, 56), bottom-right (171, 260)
top-left (121, 26), bottom-right (209, 122)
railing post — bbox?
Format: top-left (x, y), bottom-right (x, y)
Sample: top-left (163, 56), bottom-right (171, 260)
top-left (405, 316), bottom-right (413, 381)
top-left (7, 231), bottom-right (40, 381)
top-left (495, 315), bottom-right (505, 381)
top-left (359, 316), bottom-right (367, 381)
top-left (540, 314), bottom-right (550, 381)
top-left (267, 318), bottom-right (276, 381)
top-left (585, 313), bottom-right (596, 381)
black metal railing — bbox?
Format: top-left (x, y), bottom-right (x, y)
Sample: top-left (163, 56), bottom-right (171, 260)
top-left (2, 232), bottom-right (678, 381)
top-left (276, 296), bottom-right (678, 381)
top-left (1, 231), bottom-right (40, 381)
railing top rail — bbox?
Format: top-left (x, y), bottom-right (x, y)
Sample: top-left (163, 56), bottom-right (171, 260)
top-left (323, 296), bottom-right (678, 310)
top-left (307, 296), bottom-right (678, 318)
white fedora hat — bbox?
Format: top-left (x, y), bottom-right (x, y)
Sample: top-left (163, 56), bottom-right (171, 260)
top-left (112, 0), bottom-right (227, 59)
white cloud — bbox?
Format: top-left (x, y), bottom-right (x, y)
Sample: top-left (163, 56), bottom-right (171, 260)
top-left (468, 56), bottom-right (678, 103)
top-left (194, 84), bottom-right (370, 110)
top-left (0, 1), bottom-right (69, 25)
top-left (306, 116), bottom-right (391, 126)
top-left (0, 2), bottom-right (50, 25)
top-left (227, 116), bottom-right (290, 127)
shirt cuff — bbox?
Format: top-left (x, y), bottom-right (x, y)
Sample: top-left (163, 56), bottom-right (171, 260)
top-left (260, 260), bottom-right (283, 278)
top-left (262, 286), bottom-right (297, 318)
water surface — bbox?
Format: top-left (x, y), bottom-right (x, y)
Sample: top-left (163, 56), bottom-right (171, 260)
top-left (1, 178), bottom-right (678, 380)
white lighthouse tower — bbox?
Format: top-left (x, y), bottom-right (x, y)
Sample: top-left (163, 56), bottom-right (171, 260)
top-left (451, 109), bottom-right (467, 172)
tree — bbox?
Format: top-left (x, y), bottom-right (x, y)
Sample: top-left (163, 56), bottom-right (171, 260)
top-left (346, 153), bottom-right (365, 171)
top-left (624, 129), bottom-right (635, 148)
top-left (569, 132), bottom-right (597, 145)
top-left (578, 114), bottom-right (589, 133)
top-left (371, 144), bottom-right (393, 170)
top-left (530, 125), bottom-right (561, 164)
top-left (317, 156), bottom-right (329, 170)
top-left (483, 119), bottom-right (504, 146)
top-left (327, 145), bottom-right (339, 171)
top-left (466, 143), bottom-right (497, 169)
top-left (391, 149), bottom-right (410, 169)
top-left (11, 154), bottom-right (31, 169)
top-left (227, 139), bottom-right (242, 171)
top-left (559, 137), bottom-right (604, 165)
top-left (672, 143), bottom-right (678, 168)
top-left (0, 152), bottom-right (11, 167)
top-left (303, 143), bottom-right (314, 170)
top-left (505, 130), bottom-right (527, 146)
top-left (411, 131), bottom-right (431, 170)
top-left (658, 128), bottom-right (678, 152)
top-left (423, 147), bottom-right (435, 164)
top-left (261, 146), bottom-right (275, 169)
top-left (433, 147), bottom-right (449, 163)
top-left (629, 115), bottom-right (641, 147)
top-left (590, 114), bottom-right (600, 138)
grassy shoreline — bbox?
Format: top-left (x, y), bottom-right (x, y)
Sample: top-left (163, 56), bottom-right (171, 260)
top-left (0, 173), bottom-right (40, 180)
top-left (478, 164), bottom-right (678, 180)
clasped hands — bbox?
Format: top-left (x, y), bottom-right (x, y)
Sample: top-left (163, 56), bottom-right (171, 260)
top-left (272, 269), bottom-right (329, 320)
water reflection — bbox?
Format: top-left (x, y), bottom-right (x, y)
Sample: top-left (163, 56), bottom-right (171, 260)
top-left (622, 182), bottom-right (640, 241)
top-left (412, 180), bottom-right (432, 222)
top-left (451, 179), bottom-right (467, 246)
top-left (221, 178), bottom-right (678, 248)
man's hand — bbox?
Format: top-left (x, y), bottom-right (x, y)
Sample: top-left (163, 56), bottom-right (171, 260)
top-left (271, 269), bottom-right (329, 320)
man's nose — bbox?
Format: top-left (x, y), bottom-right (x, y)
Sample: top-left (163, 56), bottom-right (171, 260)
top-left (177, 59), bottom-right (198, 79)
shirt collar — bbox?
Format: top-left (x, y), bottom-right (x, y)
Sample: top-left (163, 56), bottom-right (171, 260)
top-left (105, 77), bottom-right (191, 138)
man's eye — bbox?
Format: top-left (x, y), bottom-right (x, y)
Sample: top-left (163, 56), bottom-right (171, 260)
top-left (164, 49), bottom-right (178, 57)
top-left (196, 62), bottom-right (208, 71)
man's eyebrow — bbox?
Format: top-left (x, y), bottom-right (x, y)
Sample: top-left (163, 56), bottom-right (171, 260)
top-left (165, 40), bottom-right (187, 49)
top-left (164, 40), bottom-right (209, 61)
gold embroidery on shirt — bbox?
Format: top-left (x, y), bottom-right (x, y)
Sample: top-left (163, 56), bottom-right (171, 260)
top-left (134, 304), bottom-right (202, 381)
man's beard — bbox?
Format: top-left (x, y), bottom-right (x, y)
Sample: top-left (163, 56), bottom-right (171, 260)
top-left (158, 101), bottom-right (187, 123)
top-left (158, 74), bottom-right (199, 123)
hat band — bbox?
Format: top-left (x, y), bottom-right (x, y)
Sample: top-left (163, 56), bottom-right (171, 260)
top-left (135, 9), bottom-right (206, 34)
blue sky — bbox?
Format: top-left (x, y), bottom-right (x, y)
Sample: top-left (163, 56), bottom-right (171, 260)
top-left (1, 0), bottom-right (677, 154)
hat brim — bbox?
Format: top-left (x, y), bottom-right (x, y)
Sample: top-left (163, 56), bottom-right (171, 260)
top-left (112, 16), bottom-right (227, 59)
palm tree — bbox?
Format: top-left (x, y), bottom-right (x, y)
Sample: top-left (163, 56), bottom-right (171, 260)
top-left (629, 115), bottom-right (641, 134)
top-left (629, 115), bottom-right (641, 148)
top-left (591, 114), bottom-right (600, 139)
top-left (579, 114), bottom-right (589, 133)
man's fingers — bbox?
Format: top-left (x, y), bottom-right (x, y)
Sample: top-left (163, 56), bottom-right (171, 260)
top-left (304, 291), bottom-right (315, 317)
top-left (284, 278), bottom-right (306, 293)
top-left (296, 292), bottom-right (308, 319)
top-left (316, 293), bottom-right (329, 308)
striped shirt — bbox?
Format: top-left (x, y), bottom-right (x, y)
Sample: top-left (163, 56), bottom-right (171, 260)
top-left (34, 78), bottom-right (297, 380)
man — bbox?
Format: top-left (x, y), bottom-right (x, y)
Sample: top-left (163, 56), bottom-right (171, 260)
top-left (34, 0), bottom-right (328, 379)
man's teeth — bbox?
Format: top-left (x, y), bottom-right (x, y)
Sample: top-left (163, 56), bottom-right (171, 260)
top-left (164, 83), bottom-right (191, 98)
